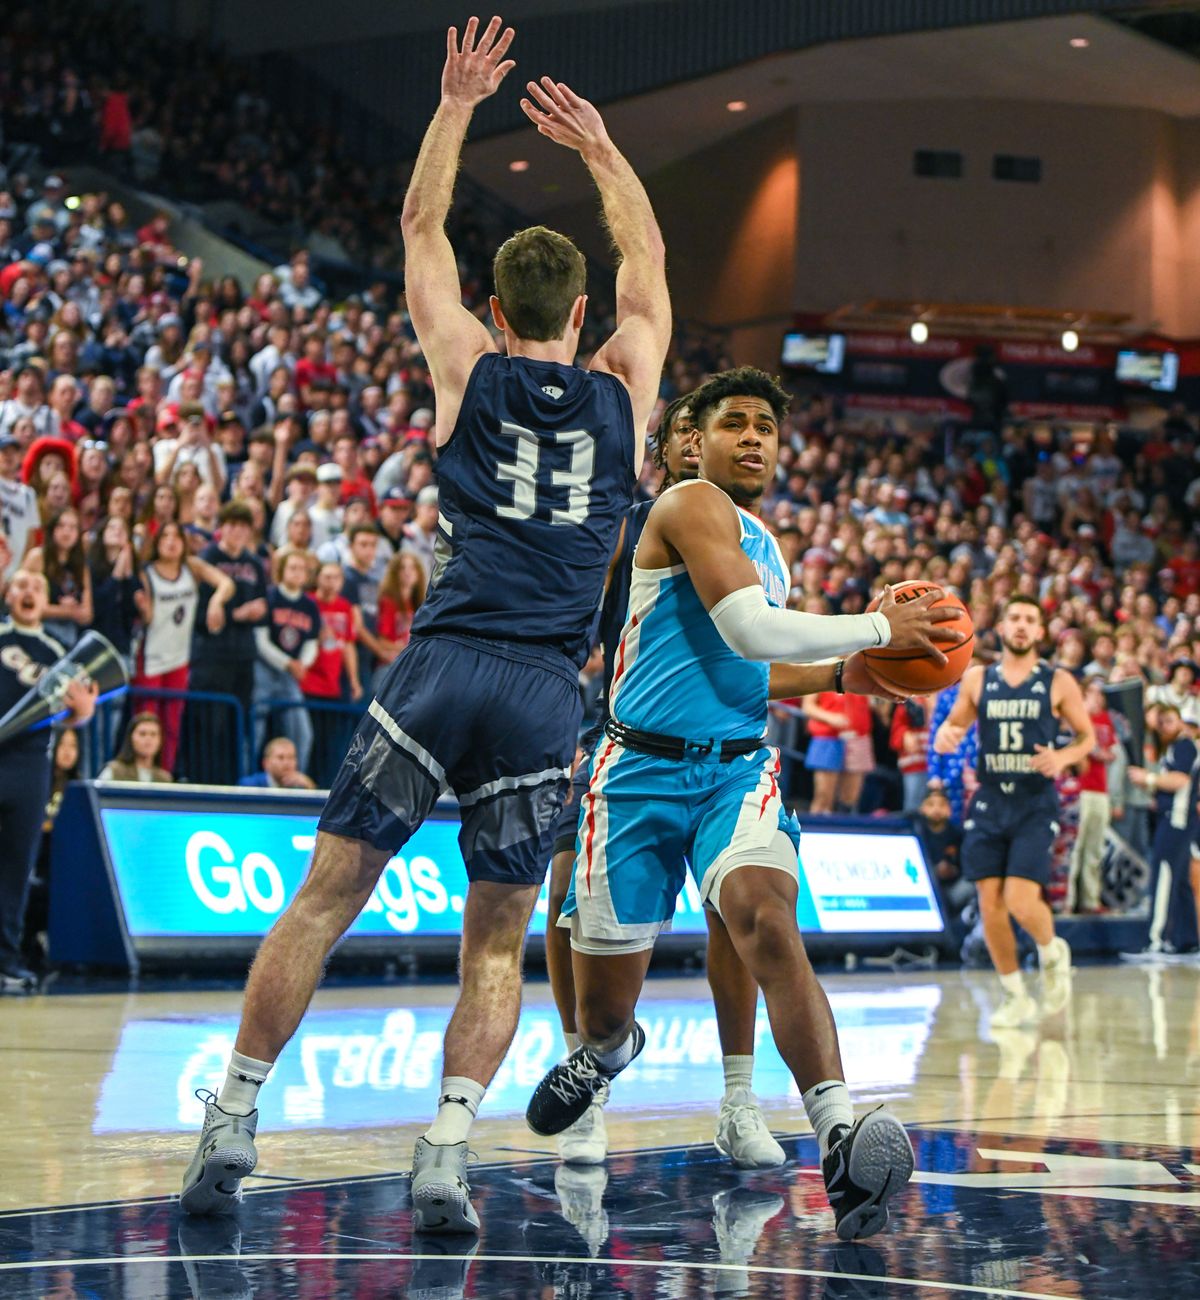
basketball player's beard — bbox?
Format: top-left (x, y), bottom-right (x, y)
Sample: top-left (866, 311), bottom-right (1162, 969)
top-left (1001, 637), bottom-right (1036, 658)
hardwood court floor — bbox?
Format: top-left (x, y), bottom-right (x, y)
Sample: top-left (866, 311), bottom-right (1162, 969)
top-left (1, 962), bottom-right (1198, 1297)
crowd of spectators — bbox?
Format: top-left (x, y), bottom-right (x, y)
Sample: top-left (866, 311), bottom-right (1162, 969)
top-left (3, 2), bottom-right (1200, 932)
top-left (1, 0), bottom-right (513, 281)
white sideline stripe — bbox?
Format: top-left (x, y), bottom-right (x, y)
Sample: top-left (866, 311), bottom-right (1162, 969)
top-left (437, 511), bottom-right (453, 537)
top-left (457, 764), bottom-right (571, 806)
top-left (0, 1250), bottom-right (1074, 1296)
top-left (367, 700), bottom-right (446, 784)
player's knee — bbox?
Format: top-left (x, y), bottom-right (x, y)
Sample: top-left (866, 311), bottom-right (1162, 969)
top-left (726, 897), bottom-right (799, 967)
top-left (576, 988), bottom-right (633, 1046)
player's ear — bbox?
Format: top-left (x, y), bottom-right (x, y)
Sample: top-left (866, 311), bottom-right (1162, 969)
top-left (488, 294), bottom-right (507, 333)
top-left (571, 294), bottom-right (587, 332)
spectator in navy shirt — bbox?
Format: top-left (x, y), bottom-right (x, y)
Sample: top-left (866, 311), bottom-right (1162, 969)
top-left (237, 736), bottom-right (317, 790)
top-left (187, 501), bottom-right (268, 782)
top-left (253, 548), bottom-right (319, 774)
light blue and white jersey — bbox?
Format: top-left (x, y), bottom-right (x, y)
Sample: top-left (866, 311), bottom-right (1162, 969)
top-left (608, 480), bottom-right (789, 743)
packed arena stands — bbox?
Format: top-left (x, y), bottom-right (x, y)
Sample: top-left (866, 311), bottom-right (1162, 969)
top-left (2, 0), bottom-right (1197, 933)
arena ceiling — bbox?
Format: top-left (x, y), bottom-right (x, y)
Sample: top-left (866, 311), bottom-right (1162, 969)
top-left (457, 10), bottom-right (1200, 215)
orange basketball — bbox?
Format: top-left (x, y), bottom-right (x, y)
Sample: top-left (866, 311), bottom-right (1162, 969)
top-left (862, 579), bottom-right (974, 694)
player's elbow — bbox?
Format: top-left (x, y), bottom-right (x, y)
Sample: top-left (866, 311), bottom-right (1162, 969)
top-left (400, 200), bottom-right (437, 240)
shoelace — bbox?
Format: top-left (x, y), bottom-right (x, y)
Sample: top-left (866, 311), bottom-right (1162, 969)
top-left (722, 1103), bottom-right (770, 1139)
top-left (547, 1052), bottom-right (601, 1107)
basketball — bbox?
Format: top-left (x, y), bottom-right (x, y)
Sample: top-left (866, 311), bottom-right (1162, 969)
top-left (862, 580), bottom-right (974, 694)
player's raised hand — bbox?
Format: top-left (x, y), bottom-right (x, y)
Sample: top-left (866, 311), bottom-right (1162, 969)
top-left (442, 16), bottom-right (516, 108)
top-left (878, 584), bottom-right (965, 667)
top-left (520, 78), bottom-right (610, 155)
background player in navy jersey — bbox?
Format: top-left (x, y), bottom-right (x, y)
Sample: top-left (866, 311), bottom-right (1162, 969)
top-left (935, 595), bottom-right (1094, 1026)
top-left (180, 17), bottom-right (671, 1235)
top-left (527, 368), bottom-right (963, 1241)
top-left (1127, 703), bottom-right (1200, 959)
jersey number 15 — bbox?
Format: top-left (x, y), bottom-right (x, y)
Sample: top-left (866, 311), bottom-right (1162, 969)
top-left (495, 421), bottom-right (595, 526)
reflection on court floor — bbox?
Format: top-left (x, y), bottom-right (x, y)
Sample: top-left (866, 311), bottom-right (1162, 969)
top-left (95, 984), bottom-right (942, 1132)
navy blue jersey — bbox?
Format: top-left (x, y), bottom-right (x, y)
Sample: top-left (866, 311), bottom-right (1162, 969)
top-left (0, 620), bottom-right (64, 756)
top-left (977, 660), bottom-right (1060, 789)
top-left (193, 544), bottom-right (267, 663)
top-left (265, 587), bottom-right (320, 658)
top-left (1157, 736), bottom-right (1200, 832)
top-left (411, 353), bottom-right (635, 670)
top-left (599, 498), bottom-right (654, 705)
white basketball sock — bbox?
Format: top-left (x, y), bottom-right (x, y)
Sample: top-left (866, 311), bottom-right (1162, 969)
top-left (591, 1031), bottom-right (636, 1075)
top-left (722, 1054), bottom-right (755, 1098)
top-left (802, 1079), bottom-right (854, 1158)
top-left (218, 1050), bottom-right (272, 1116)
top-left (999, 970), bottom-right (1026, 998)
top-left (423, 1076), bottom-right (486, 1146)
top-left (564, 1032), bottom-right (581, 1054)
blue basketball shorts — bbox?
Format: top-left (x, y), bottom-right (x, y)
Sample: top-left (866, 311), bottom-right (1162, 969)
top-left (559, 737), bottom-right (801, 953)
top-left (320, 633), bottom-right (580, 886)
top-left (961, 782), bottom-right (1060, 884)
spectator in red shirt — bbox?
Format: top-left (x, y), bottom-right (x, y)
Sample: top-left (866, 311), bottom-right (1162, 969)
top-left (1068, 677), bottom-right (1117, 913)
top-left (803, 690), bottom-right (873, 814)
top-left (301, 561), bottom-right (363, 704)
top-left (890, 694), bottom-right (934, 813)
top-left (136, 210), bottom-right (174, 257)
top-left (375, 550), bottom-right (427, 677)
top-left (332, 432), bottom-right (377, 514)
top-left (294, 334), bottom-right (336, 408)
top-left (1168, 537), bottom-right (1200, 599)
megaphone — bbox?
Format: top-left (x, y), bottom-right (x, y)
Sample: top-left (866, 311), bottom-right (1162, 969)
top-left (1103, 676), bottom-right (1145, 763)
top-left (0, 629), bottom-right (129, 747)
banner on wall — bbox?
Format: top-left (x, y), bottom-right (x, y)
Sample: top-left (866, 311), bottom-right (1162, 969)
top-left (50, 785), bottom-right (945, 969)
top-left (833, 332), bottom-right (1121, 420)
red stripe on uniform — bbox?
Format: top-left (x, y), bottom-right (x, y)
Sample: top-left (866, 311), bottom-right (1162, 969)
top-left (758, 752), bottom-right (780, 819)
top-left (611, 613), bottom-right (639, 697)
top-left (583, 739), bottom-right (618, 896)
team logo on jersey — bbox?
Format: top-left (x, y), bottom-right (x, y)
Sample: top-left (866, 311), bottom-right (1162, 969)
top-left (986, 680), bottom-right (999, 691)
top-left (541, 384), bottom-right (564, 400)
top-left (1032, 681), bottom-right (1047, 694)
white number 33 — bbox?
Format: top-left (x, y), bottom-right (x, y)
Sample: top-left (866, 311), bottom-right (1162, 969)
top-left (495, 421), bottom-right (595, 526)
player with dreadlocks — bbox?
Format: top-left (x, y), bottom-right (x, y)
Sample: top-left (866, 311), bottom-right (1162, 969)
top-left (542, 393), bottom-right (788, 1177)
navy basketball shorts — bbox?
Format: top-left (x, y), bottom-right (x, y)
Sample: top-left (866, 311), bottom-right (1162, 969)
top-left (961, 782), bottom-right (1060, 884)
top-left (551, 718), bottom-right (606, 858)
top-left (320, 634), bottom-right (581, 887)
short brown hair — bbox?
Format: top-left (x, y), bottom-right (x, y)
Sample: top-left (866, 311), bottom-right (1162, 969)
top-left (219, 500), bottom-right (254, 527)
top-left (1003, 594), bottom-right (1045, 622)
top-left (492, 226), bottom-right (586, 341)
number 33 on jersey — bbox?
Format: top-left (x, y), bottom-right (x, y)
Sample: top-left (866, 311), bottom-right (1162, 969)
top-left (410, 353), bottom-right (636, 670)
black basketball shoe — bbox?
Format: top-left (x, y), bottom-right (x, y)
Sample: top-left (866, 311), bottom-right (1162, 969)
top-left (821, 1107), bottom-right (914, 1241)
top-left (526, 1023), bottom-right (646, 1136)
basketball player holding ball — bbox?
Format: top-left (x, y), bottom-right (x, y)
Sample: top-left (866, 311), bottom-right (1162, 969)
top-left (934, 595), bottom-right (1095, 1026)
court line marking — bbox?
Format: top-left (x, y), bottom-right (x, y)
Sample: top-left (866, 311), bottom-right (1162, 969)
top-left (0, 1250), bottom-right (1078, 1297)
